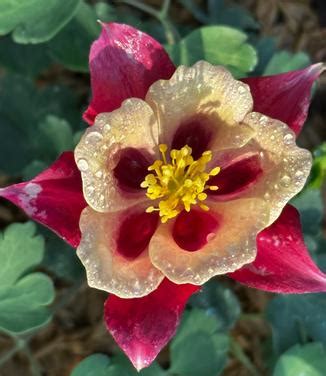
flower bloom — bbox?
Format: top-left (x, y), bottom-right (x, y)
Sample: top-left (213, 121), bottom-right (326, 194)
top-left (1, 23), bottom-right (325, 370)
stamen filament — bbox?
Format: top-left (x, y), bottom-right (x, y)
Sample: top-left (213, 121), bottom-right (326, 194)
top-left (141, 144), bottom-right (221, 223)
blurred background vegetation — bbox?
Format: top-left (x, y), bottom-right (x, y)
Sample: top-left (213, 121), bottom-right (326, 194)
top-left (0, 1), bottom-right (325, 375)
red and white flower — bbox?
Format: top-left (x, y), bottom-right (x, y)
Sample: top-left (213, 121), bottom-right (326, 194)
top-left (1, 23), bottom-right (325, 371)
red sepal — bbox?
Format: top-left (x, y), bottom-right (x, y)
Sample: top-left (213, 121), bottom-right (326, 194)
top-left (243, 64), bottom-right (324, 135)
top-left (229, 205), bottom-right (326, 293)
top-left (0, 152), bottom-right (86, 247)
top-left (104, 279), bottom-right (199, 370)
top-left (84, 22), bottom-right (176, 125)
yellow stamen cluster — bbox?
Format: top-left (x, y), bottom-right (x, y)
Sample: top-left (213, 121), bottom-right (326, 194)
top-left (140, 144), bottom-right (220, 223)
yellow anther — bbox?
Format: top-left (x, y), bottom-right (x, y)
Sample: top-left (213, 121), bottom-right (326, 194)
top-left (146, 206), bottom-right (157, 213)
top-left (159, 144), bottom-right (168, 153)
top-left (141, 144), bottom-right (221, 223)
top-left (198, 192), bottom-right (207, 201)
top-left (199, 204), bottom-right (209, 211)
top-left (210, 166), bottom-right (221, 176)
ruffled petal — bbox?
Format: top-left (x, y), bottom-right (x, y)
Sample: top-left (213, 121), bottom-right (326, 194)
top-left (229, 205), bottom-right (326, 293)
top-left (0, 152), bottom-right (85, 247)
top-left (104, 279), bottom-right (199, 370)
top-left (238, 112), bottom-right (311, 225)
top-left (77, 203), bottom-right (164, 298)
top-left (84, 22), bottom-right (175, 125)
top-left (149, 198), bottom-right (269, 285)
top-left (242, 64), bottom-right (325, 135)
top-left (146, 61), bottom-right (255, 150)
top-left (208, 113), bottom-right (311, 225)
top-left (75, 98), bottom-right (159, 213)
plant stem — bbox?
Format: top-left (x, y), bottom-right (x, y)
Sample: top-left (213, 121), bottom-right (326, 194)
top-left (0, 282), bottom-right (84, 370)
top-left (117, 0), bottom-right (180, 44)
top-left (24, 344), bottom-right (42, 376)
top-left (0, 337), bottom-right (24, 367)
top-left (118, 0), bottom-right (158, 18)
top-left (160, 0), bottom-right (171, 18)
top-left (230, 338), bottom-right (260, 376)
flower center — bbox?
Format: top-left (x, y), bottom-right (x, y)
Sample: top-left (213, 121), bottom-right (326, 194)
top-left (140, 144), bottom-right (220, 223)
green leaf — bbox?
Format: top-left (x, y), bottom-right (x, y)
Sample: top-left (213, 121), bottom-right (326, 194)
top-left (23, 160), bottom-right (49, 181)
top-left (189, 281), bottom-right (241, 331)
top-left (71, 353), bottom-right (165, 376)
top-left (0, 0), bottom-right (80, 44)
top-left (309, 143), bottom-right (326, 189)
top-left (0, 222), bottom-right (44, 286)
top-left (107, 354), bottom-right (166, 376)
top-left (264, 51), bottom-right (310, 75)
top-left (0, 222), bottom-right (55, 334)
top-left (37, 115), bottom-right (74, 157)
top-left (178, 0), bottom-right (208, 24)
top-left (170, 309), bottom-right (229, 376)
top-left (267, 294), bottom-right (326, 355)
top-left (40, 227), bottom-right (84, 282)
top-left (94, 2), bottom-right (119, 22)
top-left (251, 36), bottom-right (277, 75)
top-left (166, 26), bottom-right (257, 78)
top-left (48, 1), bottom-right (100, 72)
top-left (71, 354), bottom-right (111, 376)
top-left (0, 36), bottom-right (52, 77)
top-left (291, 189), bottom-right (323, 236)
top-left (178, 0), bottom-right (258, 29)
top-left (0, 74), bottom-right (80, 174)
top-left (207, 0), bottom-right (258, 29)
top-left (273, 343), bottom-right (326, 376)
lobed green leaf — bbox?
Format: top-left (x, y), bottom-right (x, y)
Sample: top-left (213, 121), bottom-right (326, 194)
top-left (0, 223), bottom-right (55, 334)
top-left (0, 0), bottom-right (80, 43)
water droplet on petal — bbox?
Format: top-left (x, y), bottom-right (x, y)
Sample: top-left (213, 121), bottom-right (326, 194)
top-left (280, 175), bottom-right (291, 187)
top-left (86, 132), bottom-right (103, 144)
top-left (259, 115), bottom-right (268, 124)
top-left (77, 159), bottom-right (89, 171)
top-left (238, 85), bottom-right (246, 94)
top-left (283, 133), bottom-right (294, 144)
top-left (104, 123), bottom-right (111, 132)
top-left (86, 186), bottom-right (95, 195)
top-left (295, 170), bottom-right (304, 178)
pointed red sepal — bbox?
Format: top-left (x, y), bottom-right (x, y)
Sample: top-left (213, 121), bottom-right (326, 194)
top-left (104, 279), bottom-right (200, 371)
top-left (0, 152), bottom-right (86, 247)
top-left (243, 64), bottom-right (325, 135)
top-left (84, 22), bottom-right (176, 125)
top-left (229, 204), bottom-right (326, 293)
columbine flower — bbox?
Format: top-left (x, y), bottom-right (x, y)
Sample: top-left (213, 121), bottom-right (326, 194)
top-left (0, 23), bottom-right (325, 371)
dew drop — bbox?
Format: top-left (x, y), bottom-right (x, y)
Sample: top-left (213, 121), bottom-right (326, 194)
top-left (237, 85), bottom-right (246, 94)
top-left (77, 158), bottom-right (89, 171)
top-left (295, 170), bottom-right (304, 178)
top-left (95, 170), bottom-right (103, 178)
top-left (264, 192), bottom-right (271, 201)
top-left (280, 175), bottom-right (291, 187)
top-left (86, 186), bottom-right (95, 195)
top-left (283, 133), bottom-right (294, 144)
top-left (259, 115), bottom-right (268, 124)
top-left (104, 123), bottom-right (111, 132)
top-left (86, 132), bottom-right (103, 144)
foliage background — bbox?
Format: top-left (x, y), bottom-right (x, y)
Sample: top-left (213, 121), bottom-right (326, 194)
top-left (0, 0), bottom-right (325, 375)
